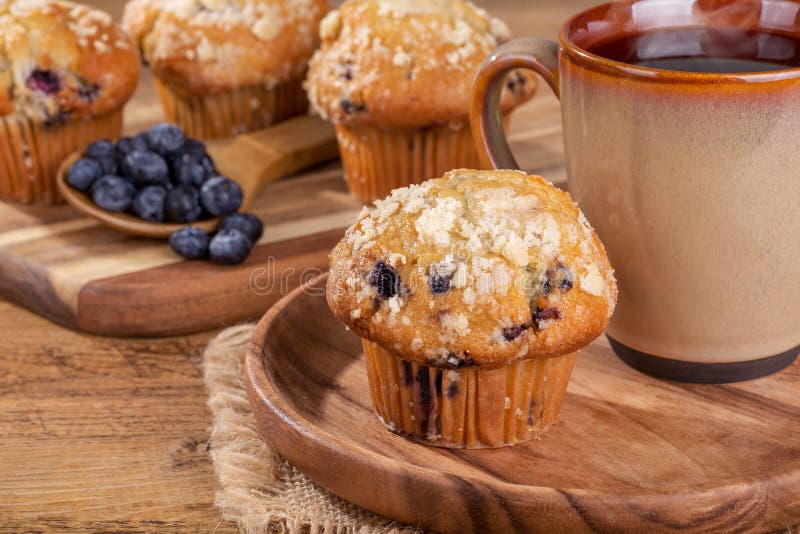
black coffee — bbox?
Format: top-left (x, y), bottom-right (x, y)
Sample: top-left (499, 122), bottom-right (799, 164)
top-left (588, 28), bottom-right (800, 73)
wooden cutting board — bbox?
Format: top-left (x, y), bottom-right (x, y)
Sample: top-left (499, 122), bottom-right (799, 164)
top-left (0, 95), bottom-right (566, 337)
top-left (0, 166), bottom-right (361, 337)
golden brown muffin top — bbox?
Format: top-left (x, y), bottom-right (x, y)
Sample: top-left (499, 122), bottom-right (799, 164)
top-left (305, 0), bottom-right (536, 128)
top-left (0, 0), bottom-right (140, 122)
top-left (123, 0), bottom-right (329, 94)
top-left (327, 169), bottom-right (618, 368)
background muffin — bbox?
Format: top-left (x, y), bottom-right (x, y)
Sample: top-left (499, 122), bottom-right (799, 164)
top-left (327, 169), bottom-right (617, 448)
top-left (123, 0), bottom-right (328, 139)
top-left (305, 0), bottom-right (537, 202)
top-left (0, 0), bottom-right (140, 204)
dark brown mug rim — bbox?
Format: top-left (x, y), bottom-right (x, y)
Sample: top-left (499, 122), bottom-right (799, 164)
top-left (558, 0), bottom-right (800, 82)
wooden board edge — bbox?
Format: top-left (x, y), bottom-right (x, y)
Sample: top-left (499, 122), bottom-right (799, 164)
top-left (74, 227), bottom-right (348, 337)
top-left (0, 248), bottom-right (79, 329)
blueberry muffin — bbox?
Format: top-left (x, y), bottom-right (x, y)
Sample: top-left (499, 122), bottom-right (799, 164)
top-left (305, 0), bottom-right (537, 202)
top-left (123, 0), bottom-right (329, 139)
top-left (327, 169), bottom-right (617, 448)
top-left (0, 1), bottom-right (140, 204)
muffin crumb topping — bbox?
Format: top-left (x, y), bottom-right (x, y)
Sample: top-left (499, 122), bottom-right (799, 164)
top-left (304, 0), bottom-right (535, 128)
top-left (123, 0), bottom-right (327, 92)
top-left (328, 169), bottom-right (618, 366)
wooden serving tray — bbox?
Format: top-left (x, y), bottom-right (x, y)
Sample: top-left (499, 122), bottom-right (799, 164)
top-left (0, 167), bottom-right (360, 337)
top-left (245, 274), bottom-right (800, 533)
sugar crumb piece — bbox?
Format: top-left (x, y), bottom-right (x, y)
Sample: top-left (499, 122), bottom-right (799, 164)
top-left (388, 295), bottom-right (402, 315)
top-left (440, 313), bottom-right (470, 336)
top-left (392, 48), bottom-right (412, 67)
top-left (463, 287), bottom-right (476, 305)
top-left (580, 264), bottom-right (605, 296)
top-left (252, 17), bottom-right (280, 41)
top-left (319, 9), bottom-right (341, 40)
top-left (490, 17), bottom-right (511, 41)
top-left (452, 262), bottom-right (467, 288)
top-left (196, 37), bottom-right (216, 62)
top-left (387, 252), bottom-right (406, 266)
top-left (93, 40), bottom-right (110, 53)
top-left (504, 396), bottom-right (511, 409)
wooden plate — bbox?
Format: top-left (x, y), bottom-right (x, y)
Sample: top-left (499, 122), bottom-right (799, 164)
top-left (245, 273), bottom-right (800, 533)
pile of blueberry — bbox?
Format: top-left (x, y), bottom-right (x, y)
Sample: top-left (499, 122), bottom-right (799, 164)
top-left (67, 123), bottom-right (264, 265)
top-left (169, 213), bottom-right (263, 265)
top-left (67, 124), bottom-right (242, 222)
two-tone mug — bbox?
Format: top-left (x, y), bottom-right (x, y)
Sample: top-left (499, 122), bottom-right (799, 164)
top-left (471, 0), bottom-right (800, 383)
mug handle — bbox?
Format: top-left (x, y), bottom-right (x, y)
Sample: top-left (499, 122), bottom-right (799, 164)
top-left (470, 38), bottom-right (560, 170)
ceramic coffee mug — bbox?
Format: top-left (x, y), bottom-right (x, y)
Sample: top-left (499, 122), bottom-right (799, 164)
top-left (471, 0), bottom-right (800, 383)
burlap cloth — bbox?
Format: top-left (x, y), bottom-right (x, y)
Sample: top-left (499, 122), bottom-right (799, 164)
top-left (203, 324), bottom-right (422, 534)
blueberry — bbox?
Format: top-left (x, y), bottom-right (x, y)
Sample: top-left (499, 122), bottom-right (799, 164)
top-left (532, 307), bottom-right (562, 328)
top-left (502, 324), bottom-right (529, 341)
top-left (430, 274), bottom-right (450, 294)
top-left (200, 176), bottom-right (243, 216)
top-left (182, 138), bottom-right (209, 158)
top-left (368, 261), bottom-right (400, 299)
top-left (27, 69), bottom-right (60, 94)
top-left (541, 263), bottom-right (574, 297)
top-left (122, 150), bottom-right (169, 186)
top-left (77, 81), bottom-right (100, 102)
top-left (91, 175), bottom-right (136, 213)
top-left (130, 185), bottom-right (167, 222)
top-left (135, 131), bottom-right (151, 150)
top-left (218, 213), bottom-right (263, 244)
top-left (116, 135), bottom-right (149, 156)
top-left (340, 98), bottom-right (366, 114)
top-left (428, 262), bottom-right (455, 294)
top-left (84, 139), bottom-right (116, 160)
top-left (169, 227), bottom-right (210, 260)
top-left (177, 140), bottom-right (216, 173)
top-left (66, 158), bottom-right (103, 191)
top-left (198, 154), bottom-right (216, 175)
top-left (96, 156), bottom-right (119, 175)
top-left (148, 123), bottom-right (185, 156)
top-left (165, 185), bottom-right (203, 223)
top-left (84, 139), bottom-right (119, 175)
top-left (209, 229), bottom-right (253, 265)
top-left (172, 154), bottom-right (209, 187)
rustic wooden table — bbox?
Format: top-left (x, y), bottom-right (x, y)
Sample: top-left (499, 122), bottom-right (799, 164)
top-left (0, 0), bottom-right (593, 531)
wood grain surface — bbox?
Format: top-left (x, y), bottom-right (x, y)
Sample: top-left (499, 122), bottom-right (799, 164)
top-left (246, 274), bottom-right (800, 533)
top-left (0, 0), bottom-right (738, 531)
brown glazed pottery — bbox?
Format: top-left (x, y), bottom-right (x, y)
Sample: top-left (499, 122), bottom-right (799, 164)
top-left (471, 0), bottom-right (800, 383)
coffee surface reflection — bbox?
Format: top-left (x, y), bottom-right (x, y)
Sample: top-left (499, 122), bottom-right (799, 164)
top-left (588, 28), bottom-right (800, 72)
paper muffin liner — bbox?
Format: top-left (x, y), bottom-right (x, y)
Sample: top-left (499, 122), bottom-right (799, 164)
top-left (0, 110), bottom-right (123, 205)
top-left (155, 77), bottom-right (309, 140)
top-left (362, 340), bottom-right (577, 449)
top-left (335, 116), bottom-right (511, 203)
